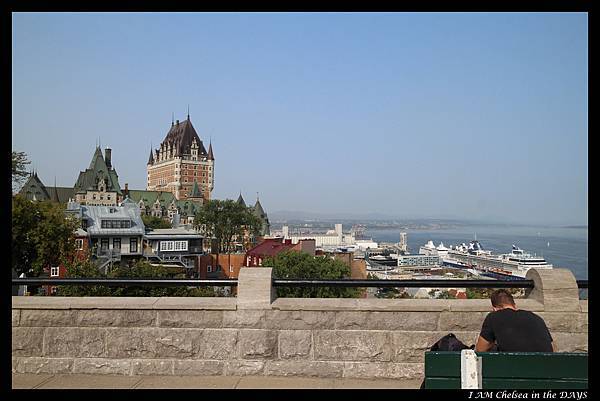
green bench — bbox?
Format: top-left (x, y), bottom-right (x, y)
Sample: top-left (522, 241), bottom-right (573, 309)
top-left (424, 351), bottom-right (588, 389)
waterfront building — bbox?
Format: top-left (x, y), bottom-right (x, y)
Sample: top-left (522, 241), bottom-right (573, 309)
top-left (399, 232), bottom-right (408, 253)
top-left (282, 223), bottom-right (356, 248)
top-left (146, 114), bottom-right (214, 201)
top-left (396, 254), bottom-right (441, 268)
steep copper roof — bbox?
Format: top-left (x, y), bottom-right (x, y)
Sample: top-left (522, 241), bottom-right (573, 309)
top-left (189, 180), bottom-right (203, 198)
top-left (147, 147), bottom-right (154, 165)
top-left (161, 118), bottom-right (207, 156)
top-left (237, 193), bottom-right (246, 207)
top-left (208, 142), bottom-right (214, 160)
top-left (74, 146), bottom-right (122, 195)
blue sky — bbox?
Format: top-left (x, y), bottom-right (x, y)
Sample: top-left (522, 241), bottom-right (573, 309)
top-left (12, 12), bottom-right (588, 225)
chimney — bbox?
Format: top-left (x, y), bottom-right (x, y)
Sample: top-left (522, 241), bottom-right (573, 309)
top-left (105, 148), bottom-right (112, 169)
top-left (176, 120), bottom-right (179, 125)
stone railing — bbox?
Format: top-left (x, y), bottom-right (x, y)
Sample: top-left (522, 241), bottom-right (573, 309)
top-left (12, 268), bottom-right (587, 379)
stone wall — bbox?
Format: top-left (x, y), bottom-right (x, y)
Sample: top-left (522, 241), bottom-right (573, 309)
top-left (12, 268), bottom-right (587, 379)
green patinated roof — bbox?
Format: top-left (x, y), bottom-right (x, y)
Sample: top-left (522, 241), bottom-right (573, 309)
top-left (73, 146), bottom-right (122, 195)
top-left (189, 180), bottom-right (203, 198)
top-left (127, 190), bottom-right (202, 218)
top-left (19, 173), bottom-right (50, 200)
top-left (18, 173), bottom-right (75, 204)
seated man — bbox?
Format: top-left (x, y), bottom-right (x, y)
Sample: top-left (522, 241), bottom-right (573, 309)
top-left (475, 289), bottom-right (556, 352)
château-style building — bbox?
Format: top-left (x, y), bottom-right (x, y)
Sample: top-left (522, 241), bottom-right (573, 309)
top-left (18, 145), bottom-right (121, 206)
top-left (147, 114), bottom-right (214, 201)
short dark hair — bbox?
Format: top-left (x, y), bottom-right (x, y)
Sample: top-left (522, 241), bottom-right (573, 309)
top-left (490, 289), bottom-right (515, 307)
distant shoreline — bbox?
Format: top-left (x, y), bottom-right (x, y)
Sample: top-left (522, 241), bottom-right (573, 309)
top-left (562, 225), bottom-right (588, 229)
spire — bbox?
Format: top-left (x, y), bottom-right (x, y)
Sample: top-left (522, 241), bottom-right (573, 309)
top-left (147, 146), bottom-right (154, 165)
top-left (51, 176), bottom-right (60, 203)
top-left (237, 192), bottom-right (246, 207)
top-left (208, 140), bottom-right (214, 160)
top-left (172, 112), bottom-right (174, 127)
top-left (187, 104), bottom-right (190, 120)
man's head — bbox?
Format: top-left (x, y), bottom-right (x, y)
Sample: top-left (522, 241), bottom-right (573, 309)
top-left (490, 289), bottom-right (516, 311)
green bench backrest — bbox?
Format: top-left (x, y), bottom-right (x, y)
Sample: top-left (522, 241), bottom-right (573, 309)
top-left (424, 352), bottom-right (588, 389)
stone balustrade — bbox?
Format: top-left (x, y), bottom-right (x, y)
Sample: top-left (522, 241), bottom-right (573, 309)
top-left (12, 268), bottom-right (587, 379)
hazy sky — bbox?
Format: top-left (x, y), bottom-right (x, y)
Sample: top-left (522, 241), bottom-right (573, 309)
top-left (12, 12), bottom-right (588, 225)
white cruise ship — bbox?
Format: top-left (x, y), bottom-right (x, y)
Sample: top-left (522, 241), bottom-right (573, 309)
top-left (443, 240), bottom-right (553, 280)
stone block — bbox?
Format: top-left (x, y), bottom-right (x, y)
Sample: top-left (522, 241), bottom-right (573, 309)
top-left (237, 267), bottom-right (275, 309)
top-left (132, 359), bottom-right (174, 375)
top-left (12, 327), bottom-right (44, 356)
top-left (195, 328), bottom-right (238, 359)
top-left (75, 309), bottom-right (157, 327)
top-left (526, 268), bottom-right (580, 312)
top-left (335, 311), bottom-right (439, 331)
top-left (438, 312), bottom-right (488, 331)
top-left (391, 331), bottom-right (479, 363)
top-left (20, 310), bottom-right (75, 326)
top-left (224, 360), bottom-right (265, 376)
top-left (72, 358), bottom-right (132, 375)
top-left (264, 310), bottom-right (335, 330)
top-left (106, 328), bottom-right (200, 358)
top-left (578, 314), bottom-right (588, 332)
top-left (552, 333), bottom-right (588, 353)
top-left (223, 310), bottom-right (266, 328)
top-left (313, 330), bottom-right (392, 362)
top-left (43, 327), bottom-right (106, 358)
top-left (237, 329), bottom-right (278, 359)
top-left (538, 312), bottom-right (583, 333)
top-left (12, 310), bottom-right (20, 326)
top-left (174, 360), bottom-right (225, 375)
top-left (343, 362), bottom-right (424, 379)
top-left (278, 330), bottom-right (312, 359)
top-left (157, 310), bottom-right (223, 328)
top-left (264, 361), bottom-right (344, 378)
top-left (153, 297), bottom-right (236, 310)
top-left (13, 357), bottom-right (73, 374)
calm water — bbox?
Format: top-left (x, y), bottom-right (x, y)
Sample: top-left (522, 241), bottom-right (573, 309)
top-left (365, 225), bottom-right (588, 280)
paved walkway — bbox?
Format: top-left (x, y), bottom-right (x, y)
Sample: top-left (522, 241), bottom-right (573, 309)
top-left (12, 374), bottom-right (422, 389)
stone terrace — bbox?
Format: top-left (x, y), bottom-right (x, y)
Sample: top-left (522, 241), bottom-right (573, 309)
top-left (12, 268), bottom-right (587, 380)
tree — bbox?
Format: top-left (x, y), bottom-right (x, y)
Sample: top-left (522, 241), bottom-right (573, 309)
top-left (12, 151), bottom-right (31, 192)
top-left (142, 214), bottom-right (172, 229)
top-left (194, 199), bottom-right (262, 273)
top-left (12, 195), bottom-right (79, 276)
top-left (263, 250), bottom-right (362, 298)
top-left (57, 258), bottom-right (217, 297)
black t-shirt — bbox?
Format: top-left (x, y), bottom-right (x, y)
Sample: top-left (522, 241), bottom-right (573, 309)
top-left (480, 308), bottom-right (553, 352)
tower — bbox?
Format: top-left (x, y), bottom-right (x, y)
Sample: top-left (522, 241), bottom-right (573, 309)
top-left (146, 113), bottom-right (215, 200)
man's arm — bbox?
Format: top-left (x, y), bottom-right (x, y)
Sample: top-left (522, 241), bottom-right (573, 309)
top-left (551, 341), bottom-right (557, 352)
top-left (475, 335), bottom-right (495, 352)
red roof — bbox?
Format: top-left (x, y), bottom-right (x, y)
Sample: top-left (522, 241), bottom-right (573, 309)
top-left (247, 238), bottom-right (295, 258)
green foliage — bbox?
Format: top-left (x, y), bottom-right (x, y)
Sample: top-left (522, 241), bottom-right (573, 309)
top-left (264, 251), bottom-right (362, 298)
top-left (194, 199), bottom-right (262, 254)
top-left (142, 214), bottom-right (172, 229)
top-left (57, 258), bottom-right (217, 297)
top-left (12, 151), bottom-right (30, 192)
top-left (55, 257), bottom-right (115, 296)
top-left (12, 195), bottom-right (79, 276)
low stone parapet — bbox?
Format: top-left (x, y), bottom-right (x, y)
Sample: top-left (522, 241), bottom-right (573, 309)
top-left (12, 268), bottom-right (587, 379)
